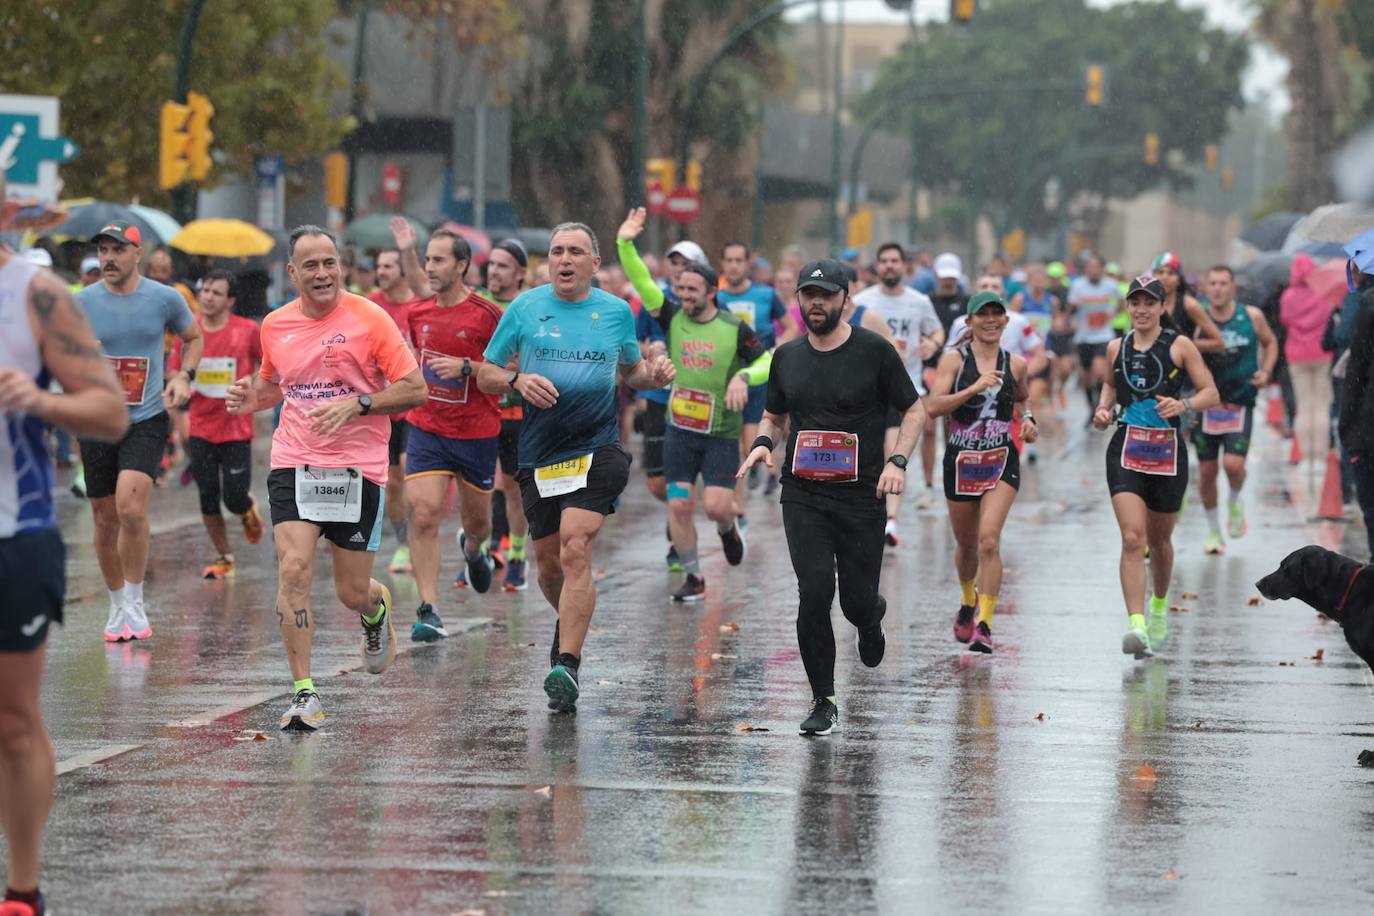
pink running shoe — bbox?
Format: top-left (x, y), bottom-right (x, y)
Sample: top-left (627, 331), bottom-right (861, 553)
top-left (970, 621), bottom-right (993, 654)
top-left (953, 605), bottom-right (977, 643)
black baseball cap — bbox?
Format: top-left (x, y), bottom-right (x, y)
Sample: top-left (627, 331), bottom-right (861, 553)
top-left (796, 259), bottom-right (846, 293)
top-left (1126, 274), bottom-right (1165, 301)
top-left (494, 238), bottom-right (529, 268)
top-left (92, 220), bottom-right (142, 247)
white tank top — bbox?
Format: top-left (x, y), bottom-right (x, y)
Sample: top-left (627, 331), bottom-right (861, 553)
top-left (0, 255), bottom-right (56, 537)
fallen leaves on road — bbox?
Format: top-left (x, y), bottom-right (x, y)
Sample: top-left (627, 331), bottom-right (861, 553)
top-left (233, 731), bottom-right (271, 742)
top-left (1033, 713), bottom-right (1048, 722)
top-left (710, 653), bottom-right (737, 660)
top-left (1278, 661), bottom-right (1294, 666)
top-left (1180, 592), bottom-right (1199, 600)
top-left (533, 786), bottom-right (552, 798)
top-left (1163, 870), bottom-right (1182, 880)
top-left (1192, 720), bottom-right (1203, 729)
top-left (1169, 604), bottom-right (1191, 613)
top-left (1247, 595), bottom-right (1263, 606)
top-left (736, 723), bottom-right (770, 733)
top-left (719, 622), bottom-right (740, 634)
top-left (1134, 763), bottom-right (1157, 787)
top-left (1309, 648), bottom-right (1325, 661)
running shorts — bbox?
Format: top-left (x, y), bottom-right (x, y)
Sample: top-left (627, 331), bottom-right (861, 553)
top-left (267, 467), bottom-right (384, 552)
top-left (517, 444), bottom-right (631, 541)
top-left (641, 399), bottom-right (666, 478)
top-left (942, 441), bottom-right (1022, 503)
top-left (187, 437), bottom-right (253, 516)
top-left (664, 426), bottom-right (739, 490)
top-left (405, 425), bottom-right (498, 493)
top-left (498, 419), bottom-right (521, 477)
top-left (1191, 404), bottom-right (1253, 461)
top-left (0, 528), bottom-right (65, 651)
top-left (1077, 341), bottom-right (1109, 372)
top-left (79, 411), bottom-right (170, 498)
top-left (1105, 425), bottom-right (1189, 514)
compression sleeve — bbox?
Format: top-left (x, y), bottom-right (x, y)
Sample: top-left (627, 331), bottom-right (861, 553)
top-left (738, 348), bottom-right (773, 386)
top-left (616, 237), bottom-right (664, 314)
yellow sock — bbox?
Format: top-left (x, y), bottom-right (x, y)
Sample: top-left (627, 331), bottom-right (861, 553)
top-left (977, 592), bottom-right (998, 626)
top-left (960, 579), bottom-right (977, 607)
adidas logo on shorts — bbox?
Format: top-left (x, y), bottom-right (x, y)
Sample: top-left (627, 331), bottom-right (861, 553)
top-left (350, 532), bottom-right (365, 543)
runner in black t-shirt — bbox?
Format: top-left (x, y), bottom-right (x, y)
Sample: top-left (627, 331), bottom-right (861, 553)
top-left (738, 259), bottom-right (924, 736)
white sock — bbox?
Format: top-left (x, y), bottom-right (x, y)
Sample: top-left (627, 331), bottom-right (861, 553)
top-left (1228, 493), bottom-right (1243, 510)
top-left (1204, 507), bottom-right (1220, 531)
top-left (125, 581), bottom-right (144, 605)
top-left (109, 586), bottom-right (126, 609)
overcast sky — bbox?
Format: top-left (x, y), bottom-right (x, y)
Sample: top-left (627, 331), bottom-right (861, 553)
top-left (788, 0), bottom-right (1289, 117)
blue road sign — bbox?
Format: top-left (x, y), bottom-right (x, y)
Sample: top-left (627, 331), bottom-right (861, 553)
top-left (0, 95), bottom-right (79, 201)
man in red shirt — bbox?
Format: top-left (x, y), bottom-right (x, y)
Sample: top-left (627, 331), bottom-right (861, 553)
top-left (172, 269), bottom-right (266, 578)
top-left (367, 247), bottom-right (422, 575)
top-left (394, 225), bottom-right (504, 641)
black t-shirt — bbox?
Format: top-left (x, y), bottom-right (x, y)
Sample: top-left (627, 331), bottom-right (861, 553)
top-left (766, 327), bottom-right (919, 513)
top-left (929, 291), bottom-right (969, 335)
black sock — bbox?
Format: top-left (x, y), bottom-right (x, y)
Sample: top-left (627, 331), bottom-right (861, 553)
top-left (557, 651), bottom-right (581, 672)
top-left (5, 888), bottom-right (41, 906)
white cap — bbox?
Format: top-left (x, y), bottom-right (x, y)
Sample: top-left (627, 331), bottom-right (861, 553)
top-left (666, 240), bottom-right (708, 267)
top-left (934, 252), bottom-right (962, 279)
top-left (22, 248), bottom-right (53, 268)
top-left (81, 256), bottom-right (100, 274)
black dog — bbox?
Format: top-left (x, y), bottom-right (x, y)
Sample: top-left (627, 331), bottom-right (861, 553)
top-left (1256, 545), bottom-right (1374, 674)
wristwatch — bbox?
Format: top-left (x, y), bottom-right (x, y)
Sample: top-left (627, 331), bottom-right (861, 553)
top-left (507, 370), bottom-right (520, 390)
top-left (462, 358), bottom-right (473, 378)
top-left (358, 395), bottom-right (373, 416)
top-left (180, 367), bottom-right (197, 382)
top-left (887, 454), bottom-right (908, 470)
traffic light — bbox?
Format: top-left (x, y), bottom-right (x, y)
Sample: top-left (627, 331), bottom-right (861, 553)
top-left (1204, 143), bottom-right (1218, 170)
top-left (1221, 165), bottom-right (1234, 190)
top-left (186, 92), bottom-right (214, 180)
top-left (685, 159), bottom-right (702, 193)
top-left (1084, 64), bottom-right (1106, 107)
top-left (324, 151), bottom-right (348, 209)
top-left (950, 0), bottom-right (976, 23)
top-left (1144, 132), bottom-right (1160, 166)
top-left (159, 100), bottom-right (190, 190)
top-left (645, 157), bottom-right (675, 193)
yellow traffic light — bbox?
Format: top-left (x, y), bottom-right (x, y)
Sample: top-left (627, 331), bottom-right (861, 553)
top-left (846, 208), bottom-right (873, 249)
top-left (1204, 143), bottom-right (1218, 170)
top-left (1221, 165), bottom-right (1234, 190)
top-left (951, 0), bottom-right (976, 23)
top-left (159, 100), bottom-right (190, 190)
top-left (324, 152), bottom-right (348, 209)
top-left (1085, 65), bottom-right (1105, 107)
top-left (645, 157), bottom-right (675, 193)
top-left (186, 92), bottom-right (214, 181)
top-left (1144, 132), bottom-right (1160, 166)
top-left (685, 159), bottom-right (702, 193)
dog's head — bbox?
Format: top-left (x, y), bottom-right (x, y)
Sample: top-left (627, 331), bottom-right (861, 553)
top-left (1255, 545), bottom-right (1363, 618)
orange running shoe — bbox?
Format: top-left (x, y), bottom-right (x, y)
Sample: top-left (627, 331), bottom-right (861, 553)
top-left (202, 555), bottom-right (235, 579)
top-left (241, 497), bottom-right (265, 545)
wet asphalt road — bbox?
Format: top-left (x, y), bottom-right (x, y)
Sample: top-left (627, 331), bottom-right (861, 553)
top-left (13, 403), bottom-right (1374, 914)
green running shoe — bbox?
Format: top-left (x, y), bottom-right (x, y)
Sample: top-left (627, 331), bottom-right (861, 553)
top-left (1148, 608), bottom-right (1168, 649)
top-left (1203, 529), bottom-right (1224, 555)
top-left (388, 544), bottom-right (412, 574)
top-left (1227, 501), bottom-right (1247, 539)
top-left (544, 661), bottom-right (580, 712)
top-left (1122, 617), bottom-right (1153, 660)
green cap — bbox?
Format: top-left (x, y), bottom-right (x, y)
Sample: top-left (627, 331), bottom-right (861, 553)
top-left (967, 291), bottom-right (1007, 316)
top-left (1046, 261), bottom-right (1067, 279)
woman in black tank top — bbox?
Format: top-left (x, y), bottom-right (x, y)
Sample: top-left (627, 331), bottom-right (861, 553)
top-left (1152, 252), bottom-right (1223, 352)
top-left (1093, 275), bottom-right (1218, 661)
top-left (925, 292), bottom-right (1038, 655)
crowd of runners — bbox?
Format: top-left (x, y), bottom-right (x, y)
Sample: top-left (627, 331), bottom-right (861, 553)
top-left (5, 198), bottom-right (1374, 913)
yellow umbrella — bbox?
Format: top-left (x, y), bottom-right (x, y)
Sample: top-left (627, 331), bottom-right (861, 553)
top-left (170, 218), bottom-right (276, 257)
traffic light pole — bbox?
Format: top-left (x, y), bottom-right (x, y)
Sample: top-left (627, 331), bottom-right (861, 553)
top-left (629, 0), bottom-right (647, 212)
top-left (170, 0), bottom-right (207, 224)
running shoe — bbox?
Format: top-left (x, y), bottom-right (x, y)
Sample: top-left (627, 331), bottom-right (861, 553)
top-left (736, 514), bottom-right (748, 534)
top-left (799, 697), bottom-right (838, 736)
top-left (953, 604), bottom-right (977, 643)
top-left (916, 486), bottom-right (935, 510)
top-left (504, 557), bottom-right (529, 591)
top-left (1122, 622), bottom-right (1153, 660)
top-left (411, 602), bottom-right (448, 642)
top-left (461, 532), bottom-right (495, 593)
top-left (666, 545), bottom-right (684, 573)
top-left (720, 523), bottom-right (745, 566)
top-left (0, 893), bottom-right (46, 916)
top-left (201, 555), bottom-right (235, 580)
top-left (1227, 501), bottom-right (1248, 539)
top-left (764, 474), bottom-right (779, 496)
top-left (1148, 609), bottom-right (1168, 650)
top-left (279, 689), bottom-right (325, 731)
top-left (970, 621), bottom-right (994, 654)
top-left (124, 599), bottom-right (152, 640)
top-left (672, 573), bottom-right (706, 602)
top-left (360, 584), bottom-right (396, 674)
top-left (1025, 443), bottom-right (1038, 465)
top-left (179, 464), bottom-right (194, 487)
top-left (70, 467), bottom-right (86, 499)
top-left (544, 660), bottom-right (580, 712)
top-left (388, 544), bottom-right (412, 574)
top-left (454, 566), bottom-right (468, 589)
top-left (884, 518), bottom-right (899, 547)
top-left (102, 602), bottom-right (128, 643)
top-left (1203, 529), bottom-right (1225, 555)
top-left (489, 548), bottom-right (507, 570)
top-left (241, 497), bottom-right (265, 545)
top-left (856, 622), bottom-right (885, 667)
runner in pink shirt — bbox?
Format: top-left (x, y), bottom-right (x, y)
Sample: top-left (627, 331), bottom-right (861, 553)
top-left (225, 226), bottom-right (425, 732)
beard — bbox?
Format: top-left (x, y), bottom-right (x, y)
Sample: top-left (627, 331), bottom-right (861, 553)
top-left (880, 273), bottom-right (902, 290)
top-left (805, 304), bottom-right (843, 335)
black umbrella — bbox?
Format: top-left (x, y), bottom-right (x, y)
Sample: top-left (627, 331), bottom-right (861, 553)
top-left (48, 201), bottom-right (168, 245)
top-left (1236, 251), bottom-right (1293, 305)
top-left (1239, 212), bottom-right (1303, 252)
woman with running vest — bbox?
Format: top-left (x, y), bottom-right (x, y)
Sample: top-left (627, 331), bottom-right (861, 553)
top-left (926, 291), bottom-right (1038, 654)
top-left (1093, 276), bottom-right (1218, 660)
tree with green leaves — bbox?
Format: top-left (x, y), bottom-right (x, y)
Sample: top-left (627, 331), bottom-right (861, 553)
top-left (855, 0), bottom-right (1247, 246)
top-left (510, 0), bottom-right (786, 244)
top-left (0, 1), bottom-right (351, 203)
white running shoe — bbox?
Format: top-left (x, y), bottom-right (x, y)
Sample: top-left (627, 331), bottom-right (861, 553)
top-left (124, 599), bottom-right (152, 640)
top-left (103, 601), bottom-right (128, 642)
top-left (916, 486), bottom-right (935, 510)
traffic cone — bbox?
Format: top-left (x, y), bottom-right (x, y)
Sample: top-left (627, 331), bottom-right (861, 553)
top-left (1315, 447), bottom-right (1346, 521)
top-left (1290, 437), bottom-right (1302, 465)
